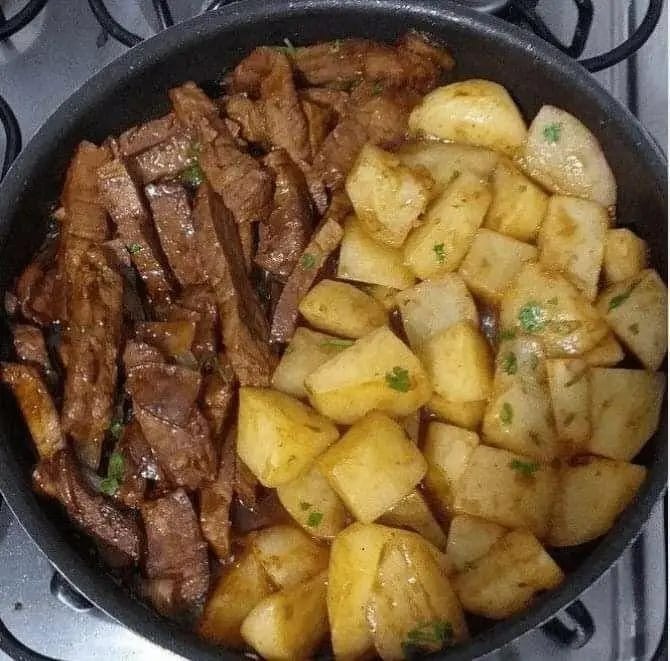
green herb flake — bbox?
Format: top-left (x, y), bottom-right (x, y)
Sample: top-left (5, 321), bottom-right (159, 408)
top-left (330, 39), bottom-right (343, 53)
top-left (108, 419), bottom-right (124, 439)
top-left (518, 302), bottom-right (546, 333)
top-left (180, 163), bottom-right (205, 188)
top-left (543, 122), bottom-right (562, 143)
top-left (509, 459), bottom-right (539, 477)
top-left (629, 322), bottom-right (640, 335)
top-left (321, 339), bottom-right (355, 349)
top-left (299, 501), bottom-right (312, 511)
top-left (307, 511), bottom-right (323, 527)
top-left (502, 352), bottom-right (517, 375)
top-left (278, 37), bottom-right (298, 57)
top-left (500, 402), bottom-right (513, 425)
top-left (499, 328), bottom-right (517, 341)
top-left (300, 253), bottom-right (317, 270)
top-left (402, 620), bottom-right (453, 658)
top-left (433, 242), bottom-right (446, 264)
top-left (565, 370), bottom-right (586, 387)
top-left (385, 366), bottom-right (411, 392)
top-left (608, 283), bottom-right (637, 311)
top-left (372, 81), bottom-right (384, 96)
top-left (100, 452), bottom-right (125, 497)
top-left (127, 243), bottom-right (143, 255)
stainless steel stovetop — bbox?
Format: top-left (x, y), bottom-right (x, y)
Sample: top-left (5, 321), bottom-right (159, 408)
top-left (0, 1), bottom-right (667, 659)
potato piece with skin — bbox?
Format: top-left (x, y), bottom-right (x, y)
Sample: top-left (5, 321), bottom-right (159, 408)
top-left (582, 333), bottom-right (624, 367)
top-left (345, 144), bottom-right (433, 248)
top-left (596, 269), bottom-right (668, 371)
top-left (428, 396), bottom-right (487, 431)
top-left (484, 159), bottom-right (548, 242)
top-left (453, 530), bottom-right (564, 619)
top-left (319, 412), bottom-right (427, 523)
top-left (538, 195), bottom-right (608, 301)
top-left (453, 445), bottom-right (558, 539)
top-left (237, 387), bottom-right (339, 487)
top-left (395, 274), bottom-right (478, 351)
top-left (277, 464), bottom-right (349, 540)
top-left (522, 105), bottom-right (616, 208)
top-left (241, 571), bottom-right (329, 661)
top-left (271, 327), bottom-right (352, 399)
top-left (337, 216), bottom-right (415, 290)
top-left (409, 80), bottom-right (527, 157)
top-left (299, 279), bottom-right (388, 339)
top-left (499, 262), bottom-right (609, 358)
top-left (403, 171), bottom-right (492, 280)
top-left (586, 368), bottom-right (665, 461)
top-left (446, 514), bottom-right (506, 573)
top-left (459, 229), bottom-right (538, 305)
top-left (604, 228), bottom-right (647, 284)
top-left (548, 456), bottom-right (647, 547)
top-left (305, 326), bottom-right (431, 425)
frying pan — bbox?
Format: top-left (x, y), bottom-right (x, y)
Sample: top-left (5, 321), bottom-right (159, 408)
top-left (0, 1), bottom-right (666, 659)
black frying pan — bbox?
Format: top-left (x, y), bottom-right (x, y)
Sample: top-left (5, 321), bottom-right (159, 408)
top-left (0, 1), bottom-right (666, 659)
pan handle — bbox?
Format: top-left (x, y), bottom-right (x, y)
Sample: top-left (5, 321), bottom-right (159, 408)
top-left (0, 93), bottom-right (21, 181)
top-left (540, 599), bottom-right (595, 649)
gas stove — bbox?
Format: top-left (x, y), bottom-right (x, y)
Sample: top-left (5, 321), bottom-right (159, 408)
top-left (0, 1), bottom-right (667, 659)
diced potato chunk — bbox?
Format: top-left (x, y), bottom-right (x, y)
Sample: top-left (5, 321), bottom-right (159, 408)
top-left (459, 229), bottom-right (538, 304)
top-left (271, 327), bottom-right (352, 399)
top-left (237, 388), bottom-right (339, 487)
top-left (603, 228), bottom-right (647, 284)
top-left (453, 530), bottom-right (564, 619)
top-left (484, 159), bottom-right (548, 242)
top-left (404, 172), bottom-right (492, 279)
top-left (428, 396), bottom-right (487, 431)
top-left (522, 105), bottom-right (616, 208)
top-left (545, 359), bottom-right (590, 456)
top-left (453, 445), bottom-right (557, 539)
top-left (547, 456), bottom-right (647, 547)
top-left (586, 368), bottom-right (665, 460)
top-left (345, 144), bottom-right (433, 248)
top-left (277, 464), bottom-right (349, 540)
top-left (305, 326), bottom-right (431, 424)
top-left (596, 269), bottom-right (668, 371)
top-left (421, 322), bottom-right (493, 403)
top-left (319, 412), bottom-right (427, 523)
top-left (446, 514), bottom-right (506, 573)
top-left (499, 262), bottom-right (609, 357)
top-left (408, 80), bottom-right (527, 157)
top-left (538, 195), bottom-right (608, 300)
top-left (199, 549), bottom-right (274, 647)
top-left (582, 333), bottom-right (624, 367)
top-left (299, 279), bottom-right (388, 339)
top-left (241, 571), bottom-right (329, 660)
top-left (395, 274), bottom-right (478, 350)
top-left (337, 215), bottom-right (415, 290)
top-left (423, 422), bottom-right (480, 517)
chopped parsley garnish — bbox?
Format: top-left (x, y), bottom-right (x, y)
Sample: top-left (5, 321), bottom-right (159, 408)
top-left (402, 620), bottom-right (453, 658)
top-left (502, 352), bottom-right (517, 375)
top-left (300, 253), bottom-right (316, 270)
top-left (543, 122), bottom-right (562, 143)
top-left (100, 452), bottom-right (124, 497)
top-left (385, 366), bottom-right (411, 392)
top-left (499, 328), bottom-right (517, 341)
top-left (509, 459), bottom-right (539, 476)
top-left (127, 243), bottom-right (143, 255)
top-left (608, 283), bottom-right (637, 311)
top-left (433, 242), bottom-right (446, 264)
top-left (307, 511), bottom-right (323, 527)
top-left (330, 39), bottom-right (343, 53)
top-left (500, 402), bottom-right (513, 425)
top-left (299, 501), bottom-right (312, 511)
top-left (565, 370), bottom-right (586, 387)
top-left (321, 338), bottom-right (354, 349)
top-left (629, 322), bottom-right (640, 335)
top-left (518, 302), bottom-right (546, 333)
top-left (277, 37), bottom-right (298, 57)
top-left (181, 163), bottom-right (205, 188)
top-left (108, 419), bottom-right (124, 440)
top-left (188, 141), bottom-right (201, 158)
top-left (371, 81), bottom-right (384, 96)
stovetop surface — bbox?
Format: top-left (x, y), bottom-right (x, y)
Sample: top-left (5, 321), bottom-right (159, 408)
top-left (0, 1), bottom-right (667, 660)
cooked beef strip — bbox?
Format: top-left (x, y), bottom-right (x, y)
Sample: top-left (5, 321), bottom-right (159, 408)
top-left (231, 488), bottom-right (291, 534)
top-left (135, 320), bottom-right (197, 360)
top-left (301, 98), bottom-right (336, 157)
top-left (222, 94), bottom-right (269, 147)
top-left (102, 239), bottom-right (149, 323)
top-left (123, 340), bottom-right (165, 370)
top-left (11, 325), bottom-right (53, 376)
top-left (13, 258), bottom-right (60, 325)
top-left (33, 449), bottom-right (140, 567)
top-left (114, 420), bottom-right (152, 508)
top-left (169, 285), bottom-right (220, 363)
top-left (144, 183), bottom-right (207, 288)
top-left (233, 456), bottom-right (258, 511)
top-left (132, 132), bottom-right (197, 184)
top-left (140, 489), bottom-right (209, 619)
top-left (200, 352), bottom-right (235, 439)
top-left (61, 247), bottom-right (123, 470)
top-left (97, 159), bottom-right (174, 311)
top-left (299, 87), bottom-right (350, 121)
top-left (256, 149), bottom-right (314, 279)
top-left (118, 113), bottom-right (181, 157)
top-left (192, 183), bottom-right (275, 386)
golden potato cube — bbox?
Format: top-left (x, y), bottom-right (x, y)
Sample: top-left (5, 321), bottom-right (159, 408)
top-left (271, 327), bottom-right (352, 399)
top-left (499, 262), bottom-right (609, 357)
top-left (603, 228), bottom-right (647, 284)
top-left (404, 172), bottom-right (492, 280)
top-left (319, 412), bottom-right (427, 522)
top-left (596, 269), bottom-right (668, 371)
top-left (298, 279), bottom-right (388, 339)
top-left (408, 80), bottom-right (527, 157)
top-left (421, 322), bottom-right (493, 403)
top-left (277, 464), bottom-right (349, 540)
top-left (337, 215), bottom-right (415, 290)
top-left (582, 333), bottom-right (624, 367)
top-left (459, 228), bottom-right (538, 304)
top-left (363, 284), bottom-right (399, 311)
top-left (453, 530), bottom-right (564, 619)
top-left (538, 195), bottom-right (608, 300)
top-left (586, 368), bottom-right (665, 461)
top-left (522, 105), bottom-right (616, 208)
top-left (428, 396), bottom-right (487, 431)
top-left (305, 326), bottom-right (431, 424)
top-left (345, 143), bottom-right (432, 248)
top-left (446, 514), bottom-right (506, 573)
top-left (395, 274), bottom-right (479, 351)
top-left (237, 387), bottom-right (339, 487)
top-left (453, 445), bottom-right (557, 539)
top-left (199, 549), bottom-right (274, 647)
top-left (241, 571), bottom-right (329, 660)
top-left (547, 456), bottom-right (647, 547)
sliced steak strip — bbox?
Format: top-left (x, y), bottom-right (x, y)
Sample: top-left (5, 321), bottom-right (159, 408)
top-left (301, 98), bottom-right (336, 157)
top-left (11, 325), bottom-right (53, 377)
top-left (169, 286), bottom-right (220, 363)
top-left (114, 419), bottom-right (157, 508)
top-left (13, 257), bottom-right (60, 326)
top-left (132, 132), bottom-right (196, 184)
top-left (192, 183), bottom-right (275, 386)
top-left (300, 87), bottom-right (350, 121)
top-left (102, 239), bottom-right (149, 324)
top-left (135, 320), bottom-right (197, 360)
top-left (222, 94), bottom-right (269, 147)
top-left (118, 113), bottom-right (181, 157)
top-left (200, 352), bottom-right (235, 438)
top-left (123, 340), bottom-right (165, 370)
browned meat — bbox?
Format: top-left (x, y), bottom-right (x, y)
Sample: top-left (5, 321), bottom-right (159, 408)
top-left (223, 94), bottom-right (268, 147)
top-left (256, 150), bottom-right (314, 279)
top-left (33, 449), bottom-right (140, 567)
top-left (200, 352), bottom-right (235, 438)
top-left (61, 247), bottom-right (123, 470)
top-left (132, 132), bottom-right (196, 184)
top-left (301, 99), bottom-right (336, 157)
top-left (123, 340), bottom-right (165, 370)
top-left (232, 488), bottom-right (292, 534)
top-left (11, 325), bottom-right (52, 376)
top-left (135, 320), bottom-right (197, 359)
top-left (114, 420), bottom-right (155, 508)
top-left (270, 192), bottom-right (349, 343)
top-left (102, 239), bottom-right (149, 323)
top-left (118, 113), bottom-right (181, 157)
top-left (1, 363), bottom-right (64, 460)
top-left (396, 30), bottom-right (456, 90)
top-left (140, 489), bottom-right (209, 619)
top-left (169, 286), bottom-right (219, 363)
top-left (233, 457), bottom-right (258, 510)
top-left (13, 257), bottom-right (60, 325)
top-left (97, 159), bottom-right (174, 310)
top-left (300, 87), bottom-right (350, 120)
top-left (144, 183), bottom-right (206, 288)
top-left (192, 184), bottom-right (275, 386)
